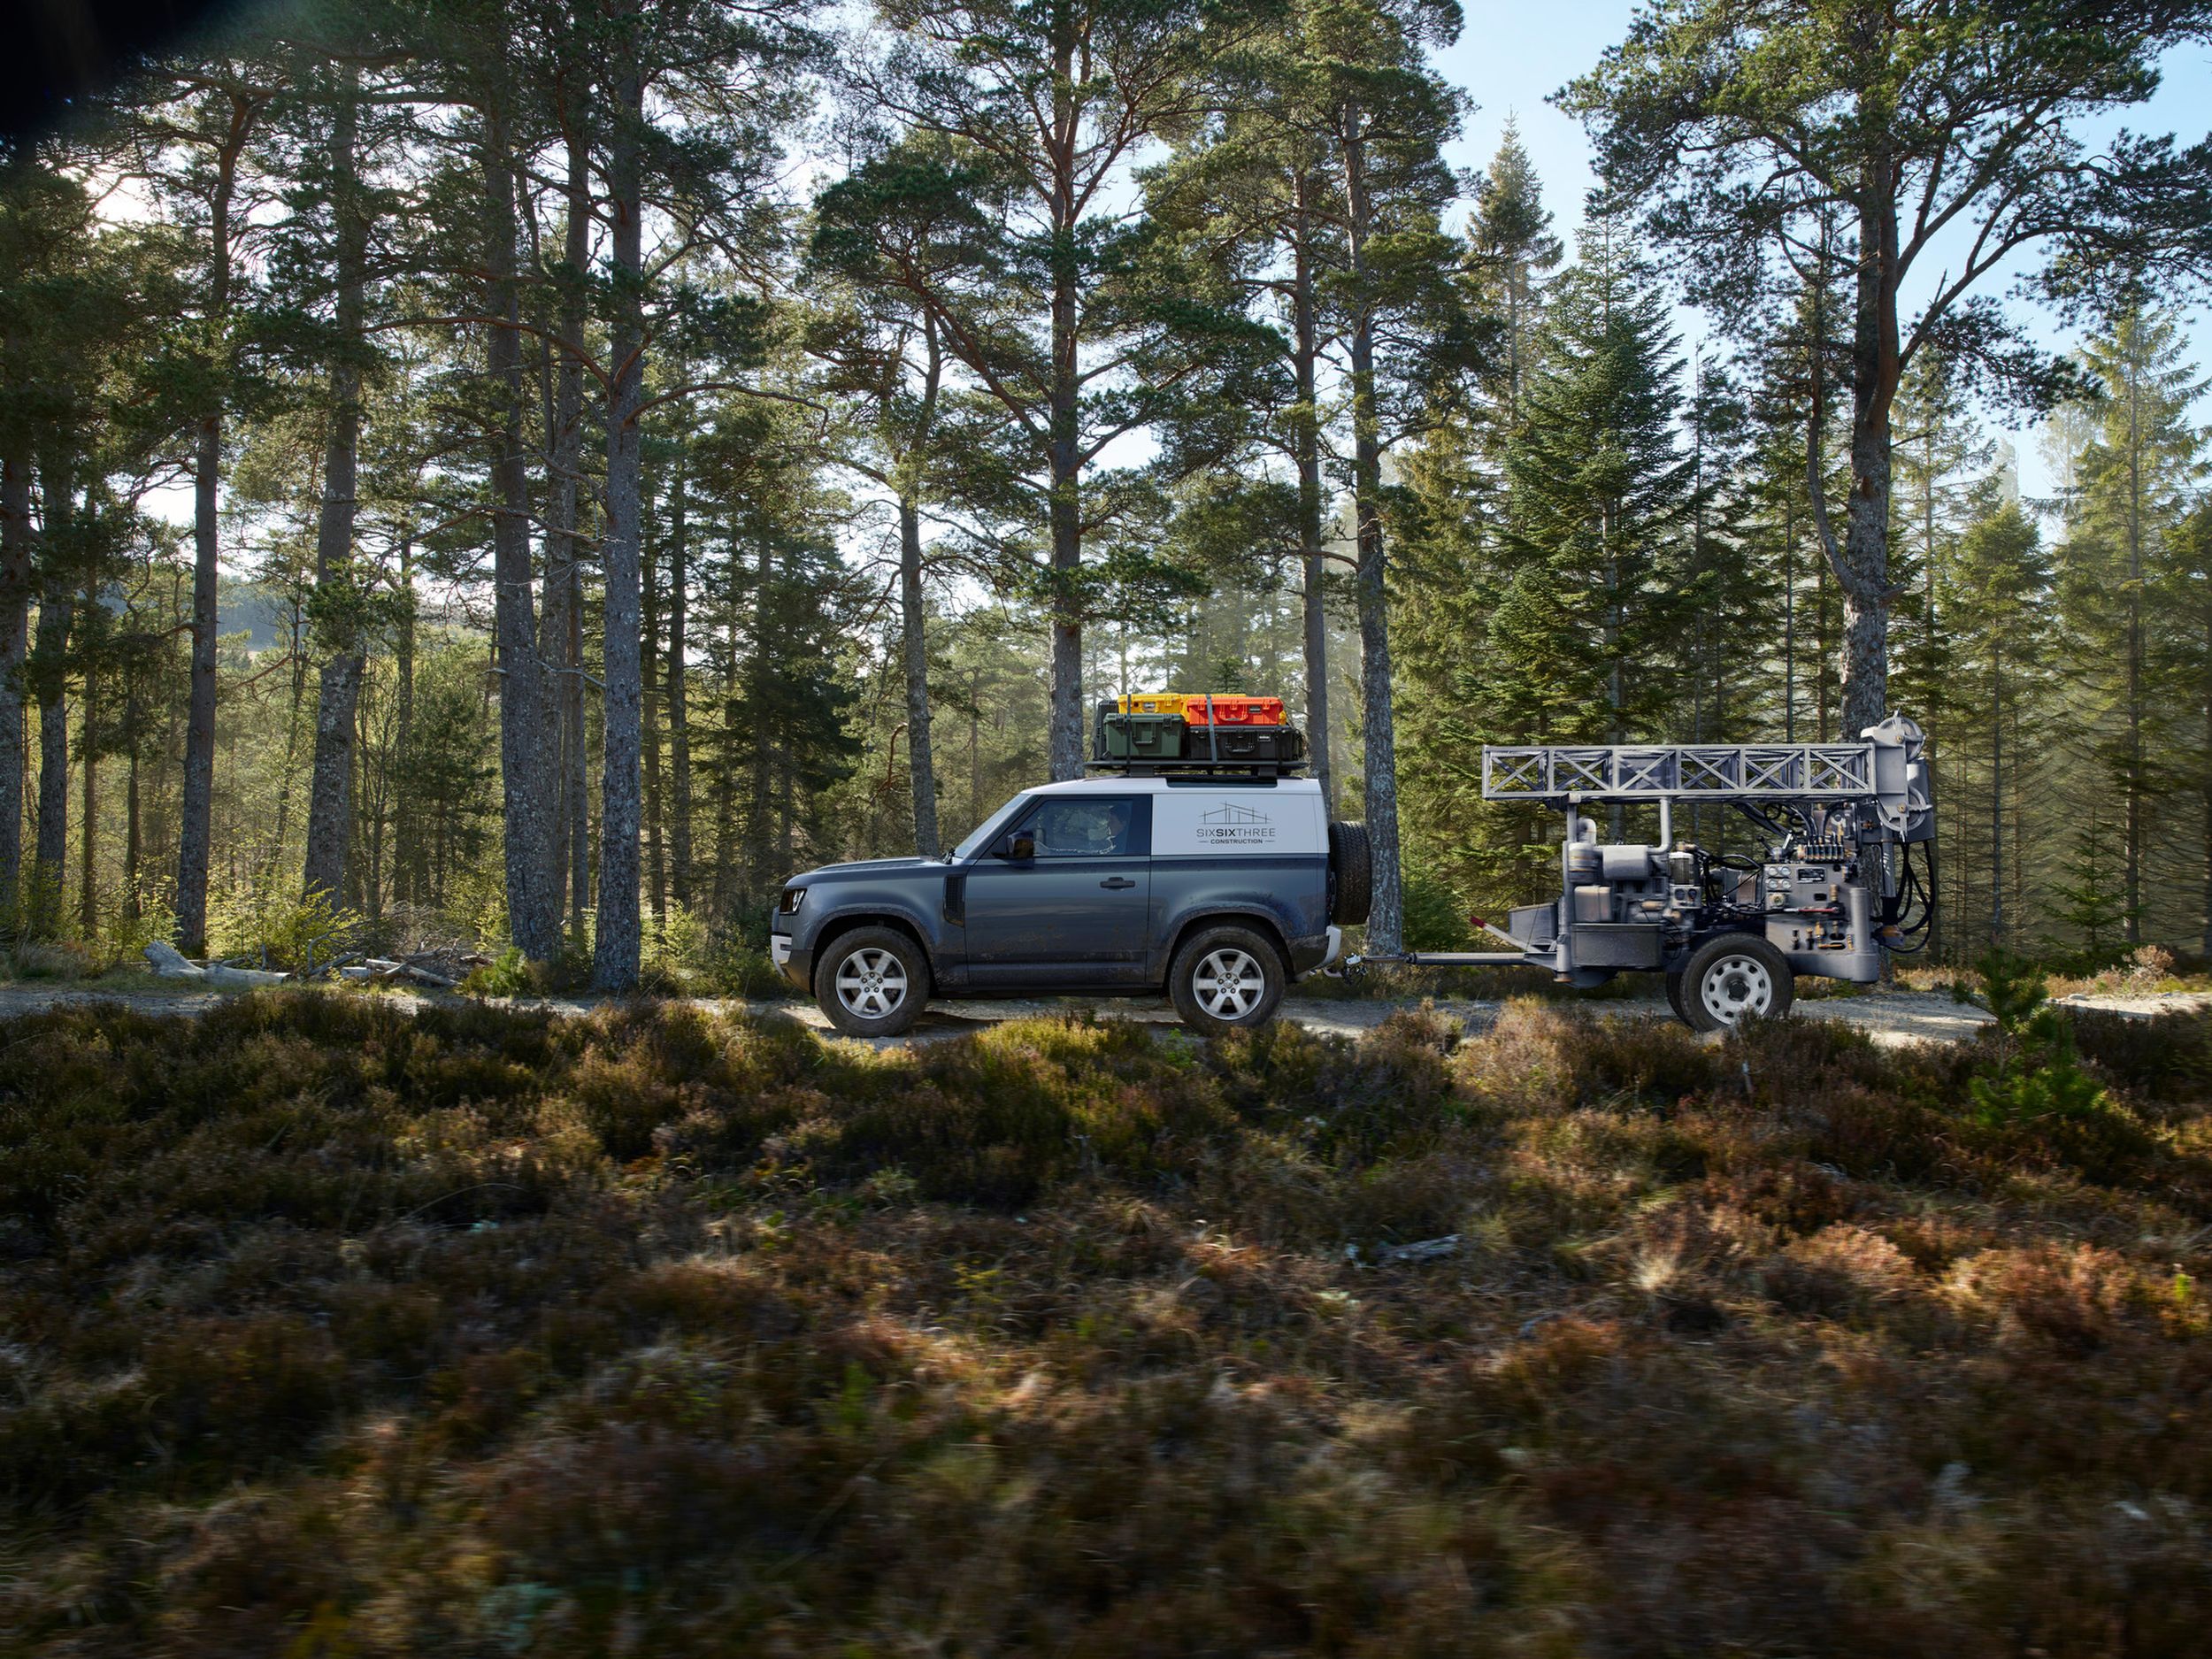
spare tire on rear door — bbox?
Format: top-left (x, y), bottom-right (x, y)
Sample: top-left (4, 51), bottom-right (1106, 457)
top-left (1327, 820), bottom-right (1371, 926)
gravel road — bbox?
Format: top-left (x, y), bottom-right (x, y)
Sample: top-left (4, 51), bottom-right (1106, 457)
top-left (0, 976), bottom-right (1996, 1043)
top-left (767, 987), bottom-right (2002, 1048)
top-left (5, 974), bottom-right (2207, 1051)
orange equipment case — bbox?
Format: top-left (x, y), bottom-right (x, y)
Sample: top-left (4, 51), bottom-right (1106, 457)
top-left (1181, 695), bottom-right (1286, 726)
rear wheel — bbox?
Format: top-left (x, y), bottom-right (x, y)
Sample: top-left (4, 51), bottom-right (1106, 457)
top-left (1677, 933), bottom-right (1793, 1032)
top-left (814, 926), bottom-right (931, 1037)
top-left (1169, 924), bottom-right (1286, 1036)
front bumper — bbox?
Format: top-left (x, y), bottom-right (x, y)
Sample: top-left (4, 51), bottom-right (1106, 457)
top-left (771, 933), bottom-right (809, 991)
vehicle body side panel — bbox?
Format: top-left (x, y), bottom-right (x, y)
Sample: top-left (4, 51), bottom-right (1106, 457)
top-left (962, 853), bottom-right (1154, 987)
top-left (1149, 854), bottom-right (1329, 975)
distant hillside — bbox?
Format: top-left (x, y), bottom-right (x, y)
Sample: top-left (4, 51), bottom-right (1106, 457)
top-left (216, 578), bottom-right (292, 654)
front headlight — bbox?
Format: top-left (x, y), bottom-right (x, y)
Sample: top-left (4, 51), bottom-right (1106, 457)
top-left (778, 886), bottom-right (806, 917)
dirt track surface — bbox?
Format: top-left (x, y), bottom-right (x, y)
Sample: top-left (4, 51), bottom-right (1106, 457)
top-left (4, 974), bottom-right (2188, 1049)
top-left (768, 987), bottom-right (2003, 1049)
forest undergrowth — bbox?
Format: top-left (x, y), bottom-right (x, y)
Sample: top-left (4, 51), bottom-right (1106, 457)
top-left (5, 989), bottom-right (2212, 1655)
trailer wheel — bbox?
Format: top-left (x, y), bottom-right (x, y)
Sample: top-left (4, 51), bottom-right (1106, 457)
top-left (1677, 933), bottom-right (1793, 1032)
top-left (1327, 821), bottom-right (1371, 926)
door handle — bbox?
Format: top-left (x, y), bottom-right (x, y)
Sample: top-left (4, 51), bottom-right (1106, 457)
top-left (1099, 876), bottom-right (1137, 889)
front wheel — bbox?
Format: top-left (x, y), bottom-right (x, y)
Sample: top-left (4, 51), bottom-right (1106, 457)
top-left (1169, 925), bottom-right (1286, 1037)
top-left (814, 926), bottom-right (932, 1037)
top-left (1677, 933), bottom-right (1793, 1032)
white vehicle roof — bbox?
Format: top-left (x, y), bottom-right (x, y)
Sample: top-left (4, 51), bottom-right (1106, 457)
top-left (1030, 774), bottom-right (1321, 796)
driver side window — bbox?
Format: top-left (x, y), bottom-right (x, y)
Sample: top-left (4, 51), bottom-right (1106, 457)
top-left (1024, 798), bottom-right (1142, 858)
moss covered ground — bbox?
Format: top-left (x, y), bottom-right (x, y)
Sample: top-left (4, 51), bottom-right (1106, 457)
top-left (4, 991), bottom-right (2212, 1655)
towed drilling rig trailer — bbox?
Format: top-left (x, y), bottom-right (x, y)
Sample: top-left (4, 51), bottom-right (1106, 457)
top-left (1350, 715), bottom-right (1938, 1030)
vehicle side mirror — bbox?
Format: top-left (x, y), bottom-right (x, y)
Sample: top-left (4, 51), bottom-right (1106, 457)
top-left (1010, 833), bottom-right (1036, 860)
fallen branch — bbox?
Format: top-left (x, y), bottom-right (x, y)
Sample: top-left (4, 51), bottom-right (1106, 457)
top-left (144, 941), bottom-right (290, 991)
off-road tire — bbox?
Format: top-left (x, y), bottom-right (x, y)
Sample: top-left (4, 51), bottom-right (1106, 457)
top-left (1677, 933), bottom-right (1793, 1033)
top-left (814, 926), bottom-right (932, 1037)
top-left (1663, 967), bottom-right (1692, 1025)
top-left (1169, 924), bottom-right (1286, 1037)
top-left (1327, 821), bottom-right (1371, 927)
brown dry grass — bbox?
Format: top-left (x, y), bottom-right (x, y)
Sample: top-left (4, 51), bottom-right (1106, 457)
top-left (4, 990), bottom-right (2212, 1655)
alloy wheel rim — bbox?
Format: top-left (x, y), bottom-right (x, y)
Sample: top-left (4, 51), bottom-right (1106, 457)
top-left (835, 948), bottom-right (909, 1019)
top-left (1700, 954), bottom-right (1773, 1025)
top-left (1194, 949), bottom-right (1265, 1019)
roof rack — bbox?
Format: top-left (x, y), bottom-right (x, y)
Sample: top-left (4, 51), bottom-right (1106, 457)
top-left (1082, 755), bottom-right (1308, 779)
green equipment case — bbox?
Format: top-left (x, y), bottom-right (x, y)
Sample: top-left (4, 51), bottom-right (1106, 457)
top-left (1093, 709), bottom-right (1188, 760)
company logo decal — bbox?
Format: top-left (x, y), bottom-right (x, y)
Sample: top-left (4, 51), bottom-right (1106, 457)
top-left (1197, 803), bottom-right (1275, 842)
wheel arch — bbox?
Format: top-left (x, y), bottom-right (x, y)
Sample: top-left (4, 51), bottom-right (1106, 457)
top-left (1163, 909), bottom-right (1293, 987)
top-left (811, 910), bottom-right (934, 975)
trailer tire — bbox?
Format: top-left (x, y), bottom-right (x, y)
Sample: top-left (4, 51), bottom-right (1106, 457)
top-left (1327, 821), bottom-right (1371, 927)
top-left (1677, 933), bottom-right (1793, 1032)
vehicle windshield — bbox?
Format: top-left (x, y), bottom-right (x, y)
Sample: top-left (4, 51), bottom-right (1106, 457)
top-left (949, 793), bottom-right (1032, 862)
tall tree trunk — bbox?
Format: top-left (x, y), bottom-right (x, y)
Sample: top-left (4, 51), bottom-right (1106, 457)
top-left (542, 101), bottom-right (591, 933)
top-left (900, 318), bottom-right (945, 856)
top-left (643, 503), bottom-right (667, 926)
top-left (748, 537), bottom-right (773, 894)
top-left (176, 96), bottom-right (250, 956)
top-left (898, 497), bottom-right (939, 856)
top-left (592, 47), bottom-right (646, 992)
top-left (1990, 651), bottom-right (2003, 945)
top-left (1836, 173), bottom-right (1900, 740)
top-left (124, 682), bottom-right (141, 922)
top-left (303, 73), bottom-right (370, 904)
top-left (1341, 104), bottom-right (1403, 955)
top-left (2202, 595), bottom-right (2212, 957)
top-left (2124, 366), bottom-right (2145, 944)
top-left (712, 607), bottom-right (737, 922)
top-left (1043, 12), bottom-right (1085, 782)
top-left (30, 468), bottom-right (70, 939)
top-left (1291, 200), bottom-right (1333, 816)
top-left (79, 646), bottom-right (95, 938)
top-left (391, 536), bottom-right (415, 906)
top-left (666, 445), bottom-right (695, 903)
top-left (0, 435), bottom-right (29, 919)
top-left (483, 102), bottom-right (561, 961)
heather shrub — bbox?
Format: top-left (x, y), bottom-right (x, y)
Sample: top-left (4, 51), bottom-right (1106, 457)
top-left (6, 993), bottom-right (2212, 1655)
top-left (2070, 1005), bottom-right (2212, 1102)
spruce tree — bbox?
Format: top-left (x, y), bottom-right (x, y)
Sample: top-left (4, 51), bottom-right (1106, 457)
top-left (1945, 500), bottom-right (2060, 947)
top-left (2058, 307), bottom-right (2208, 945)
top-left (1488, 213), bottom-right (1700, 773)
